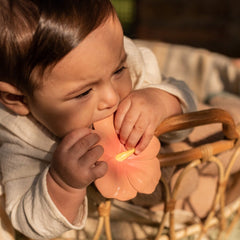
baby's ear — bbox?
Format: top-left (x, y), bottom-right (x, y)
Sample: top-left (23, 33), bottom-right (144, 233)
top-left (0, 81), bottom-right (29, 115)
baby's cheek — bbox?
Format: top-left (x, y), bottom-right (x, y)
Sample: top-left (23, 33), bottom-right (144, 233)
top-left (119, 73), bottom-right (132, 100)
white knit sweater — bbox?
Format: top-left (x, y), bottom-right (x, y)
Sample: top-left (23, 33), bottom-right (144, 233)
top-left (0, 37), bottom-right (196, 239)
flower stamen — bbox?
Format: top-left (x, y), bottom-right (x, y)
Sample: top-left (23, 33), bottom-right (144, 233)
top-left (115, 148), bottom-right (135, 162)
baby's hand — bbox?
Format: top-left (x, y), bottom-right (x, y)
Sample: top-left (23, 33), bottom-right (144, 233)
top-left (114, 88), bottom-right (181, 154)
top-left (49, 128), bottom-right (107, 190)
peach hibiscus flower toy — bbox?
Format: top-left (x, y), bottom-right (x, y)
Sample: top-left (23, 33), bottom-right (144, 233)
top-left (94, 115), bottom-right (161, 201)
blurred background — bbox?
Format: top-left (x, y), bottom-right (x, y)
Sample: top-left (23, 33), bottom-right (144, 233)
top-left (111, 0), bottom-right (240, 57)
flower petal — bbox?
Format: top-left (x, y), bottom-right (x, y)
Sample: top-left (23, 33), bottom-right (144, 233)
top-left (135, 136), bottom-right (161, 160)
top-left (126, 157), bottom-right (161, 194)
top-left (94, 114), bottom-right (161, 200)
top-left (124, 135), bottom-right (161, 194)
top-left (94, 115), bottom-right (123, 155)
top-left (95, 158), bottom-right (137, 201)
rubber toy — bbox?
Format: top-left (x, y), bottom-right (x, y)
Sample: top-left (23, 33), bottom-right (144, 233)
top-left (94, 115), bottom-right (161, 201)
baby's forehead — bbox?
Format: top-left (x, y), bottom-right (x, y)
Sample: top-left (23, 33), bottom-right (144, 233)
top-left (46, 16), bottom-right (124, 75)
top-left (0, 0), bottom-right (116, 96)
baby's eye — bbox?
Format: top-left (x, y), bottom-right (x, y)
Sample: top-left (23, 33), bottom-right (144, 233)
top-left (114, 66), bottom-right (126, 75)
top-left (75, 88), bottom-right (92, 99)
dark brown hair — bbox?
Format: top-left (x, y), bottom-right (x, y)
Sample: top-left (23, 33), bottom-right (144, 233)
top-left (0, 0), bottom-right (115, 95)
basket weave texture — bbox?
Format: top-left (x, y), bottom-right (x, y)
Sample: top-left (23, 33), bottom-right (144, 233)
top-left (14, 108), bottom-right (240, 240)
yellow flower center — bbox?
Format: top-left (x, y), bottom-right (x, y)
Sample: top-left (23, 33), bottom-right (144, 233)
top-left (115, 148), bottom-right (135, 162)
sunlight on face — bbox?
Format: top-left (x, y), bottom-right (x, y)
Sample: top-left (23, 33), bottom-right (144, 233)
top-left (26, 15), bottom-right (132, 137)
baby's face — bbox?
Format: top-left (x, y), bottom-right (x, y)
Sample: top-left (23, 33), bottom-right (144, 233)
top-left (26, 15), bottom-right (132, 137)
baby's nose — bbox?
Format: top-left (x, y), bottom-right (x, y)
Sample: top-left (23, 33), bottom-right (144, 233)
top-left (98, 85), bottom-right (119, 110)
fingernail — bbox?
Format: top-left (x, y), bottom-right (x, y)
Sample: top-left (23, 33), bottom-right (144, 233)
top-left (126, 145), bottom-right (131, 150)
top-left (134, 149), bottom-right (140, 155)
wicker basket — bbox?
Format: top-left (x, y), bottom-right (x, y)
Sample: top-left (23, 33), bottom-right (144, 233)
top-left (88, 108), bottom-right (240, 240)
top-left (12, 108), bottom-right (240, 240)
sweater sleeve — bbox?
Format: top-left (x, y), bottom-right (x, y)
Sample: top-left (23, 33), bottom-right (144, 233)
top-left (124, 37), bottom-right (197, 142)
top-left (0, 131), bottom-right (87, 240)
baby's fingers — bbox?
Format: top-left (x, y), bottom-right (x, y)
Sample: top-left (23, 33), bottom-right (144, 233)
top-left (80, 144), bottom-right (107, 180)
top-left (114, 98), bottom-right (131, 134)
top-left (69, 132), bottom-right (101, 158)
top-left (81, 145), bottom-right (104, 168)
top-left (90, 161), bottom-right (108, 180)
top-left (118, 112), bottom-right (140, 145)
top-left (124, 114), bottom-right (148, 150)
top-left (58, 128), bottom-right (92, 151)
top-left (135, 126), bottom-right (155, 154)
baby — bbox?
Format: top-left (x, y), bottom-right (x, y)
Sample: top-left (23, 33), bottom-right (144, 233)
top-left (0, 0), bottom-right (196, 239)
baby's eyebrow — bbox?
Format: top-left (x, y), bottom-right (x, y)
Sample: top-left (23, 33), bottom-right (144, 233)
top-left (64, 54), bottom-right (128, 99)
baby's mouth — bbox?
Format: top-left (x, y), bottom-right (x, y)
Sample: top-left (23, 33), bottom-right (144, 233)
top-left (92, 110), bottom-right (118, 130)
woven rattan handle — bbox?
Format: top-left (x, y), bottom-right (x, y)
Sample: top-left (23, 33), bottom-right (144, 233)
top-left (155, 108), bottom-right (239, 167)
